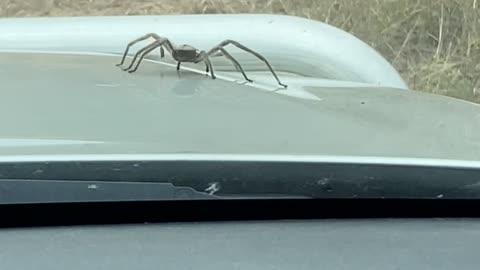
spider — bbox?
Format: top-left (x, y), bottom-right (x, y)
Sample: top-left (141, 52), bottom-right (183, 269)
top-left (115, 33), bottom-right (288, 88)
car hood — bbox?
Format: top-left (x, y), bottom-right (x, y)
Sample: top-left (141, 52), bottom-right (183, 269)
top-left (1, 51), bottom-right (480, 161)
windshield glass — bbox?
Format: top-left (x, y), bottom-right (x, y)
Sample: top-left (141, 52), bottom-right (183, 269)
top-left (0, 0), bottom-right (479, 202)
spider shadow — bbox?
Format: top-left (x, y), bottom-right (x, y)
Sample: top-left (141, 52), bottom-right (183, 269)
top-left (270, 87), bottom-right (288, 93)
top-left (159, 66), bottom-right (288, 94)
top-left (235, 80), bottom-right (251, 86)
top-left (232, 80), bottom-right (286, 92)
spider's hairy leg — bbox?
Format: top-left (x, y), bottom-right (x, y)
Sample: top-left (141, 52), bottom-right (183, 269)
top-left (176, 62), bottom-right (181, 71)
top-left (210, 51), bottom-right (224, 57)
top-left (122, 40), bottom-right (160, 71)
top-left (208, 47), bottom-right (253, 82)
top-left (214, 40), bottom-right (287, 88)
top-left (196, 51), bottom-right (215, 79)
top-left (160, 47), bottom-right (165, 58)
top-left (128, 40), bottom-right (168, 73)
top-left (205, 57), bottom-right (215, 79)
top-left (116, 33), bottom-right (163, 67)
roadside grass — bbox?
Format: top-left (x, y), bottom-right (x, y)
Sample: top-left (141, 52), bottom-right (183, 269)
top-left (2, 0), bottom-right (479, 103)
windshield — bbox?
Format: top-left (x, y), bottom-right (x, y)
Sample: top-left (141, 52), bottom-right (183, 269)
top-left (0, 0), bottom-right (479, 202)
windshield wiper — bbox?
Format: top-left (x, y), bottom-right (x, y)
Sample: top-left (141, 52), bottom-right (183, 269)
top-left (0, 179), bottom-right (218, 204)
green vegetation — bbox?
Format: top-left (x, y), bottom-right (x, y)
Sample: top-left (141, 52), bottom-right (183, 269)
top-left (2, 0), bottom-right (479, 102)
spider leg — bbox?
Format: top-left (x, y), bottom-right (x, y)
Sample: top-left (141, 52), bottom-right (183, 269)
top-left (208, 47), bottom-right (253, 82)
top-left (204, 57), bottom-right (215, 79)
top-left (208, 50), bottom-right (239, 71)
top-left (122, 40), bottom-right (160, 71)
top-left (211, 40), bottom-right (287, 88)
top-left (196, 51), bottom-right (215, 79)
top-left (160, 47), bottom-right (165, 58)
top-left (127, 40), bottom-right (166, 73)
top-left (116, 33), bottom-right (163, 67)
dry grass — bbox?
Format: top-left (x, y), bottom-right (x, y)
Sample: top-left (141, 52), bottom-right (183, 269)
top-left (2, 0), bottom-right (480, 103)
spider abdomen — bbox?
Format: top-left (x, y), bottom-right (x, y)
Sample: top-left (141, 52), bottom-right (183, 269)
top-left (172, 45), bottom-right (199, 62)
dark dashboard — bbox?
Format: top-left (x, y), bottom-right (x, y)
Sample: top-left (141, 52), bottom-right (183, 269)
top-left (1, 218), bottom-right (479, 270)
top-left (1, 198), bottom-right (480, 270)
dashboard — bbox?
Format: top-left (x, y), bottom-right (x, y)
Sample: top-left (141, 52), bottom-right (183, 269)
top-left (1, 219), bottom-right (478, 270)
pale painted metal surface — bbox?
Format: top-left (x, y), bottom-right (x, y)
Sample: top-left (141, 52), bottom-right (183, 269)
top-left (0, 52), bottom-right (479, 162)
top-left (0, 14), bottom-right (407, 89)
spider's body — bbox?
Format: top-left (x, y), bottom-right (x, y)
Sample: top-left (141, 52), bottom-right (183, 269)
top-left (116, 33), bottom-right (287, 88)
top-left (172, 45), bottom-right (201, 62)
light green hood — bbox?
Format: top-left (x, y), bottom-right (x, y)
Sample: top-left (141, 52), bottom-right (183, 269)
top-left (1, 52), bottom-right (479, 161)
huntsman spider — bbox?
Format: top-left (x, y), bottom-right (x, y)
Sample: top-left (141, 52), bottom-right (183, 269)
top-left (116, 33), bottom-right (287, 88)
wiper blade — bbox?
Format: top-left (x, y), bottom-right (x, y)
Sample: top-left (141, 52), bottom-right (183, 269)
top-left (0, 179), bottom-right (218, 204)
